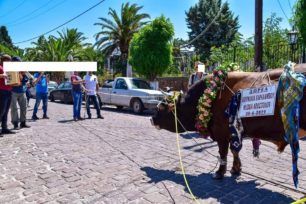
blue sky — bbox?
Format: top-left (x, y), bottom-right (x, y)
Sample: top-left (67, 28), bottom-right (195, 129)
top-left (0, 0), bottom-right (297, 48)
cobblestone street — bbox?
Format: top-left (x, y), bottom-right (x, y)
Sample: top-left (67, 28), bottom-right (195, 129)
top-left (0, 101), bottom-right (306, 203)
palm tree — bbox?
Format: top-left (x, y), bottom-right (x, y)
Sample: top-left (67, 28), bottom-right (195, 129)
top-left (57, 28), bottom-right (88, 52)
top-left (0, 44), bottom-right (25, 58)
top-left (25, 29), bottom-right (89, 82)
top-left (94, 2), bottom-right (150, 75)
top-left (27, 28), bottom-right (87, 61)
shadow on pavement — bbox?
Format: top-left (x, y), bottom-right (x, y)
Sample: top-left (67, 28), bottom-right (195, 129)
top-left (180, 132), bottom-right (203, 140)
top-left (101, 106), bottom-right (155, 116)
top-left (49, 101), bottom-right (73, 105)
top-left (141, 166), bottom-right (294, 203)
top-left (180, 133), bottom-right (217, 152)
top-left (58, 119), bottom-right (75, 123)
top-left (183, 142), bottom-right (217, 153)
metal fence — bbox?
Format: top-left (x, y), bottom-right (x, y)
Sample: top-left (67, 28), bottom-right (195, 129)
top-left (222, 42), bottom-right (306, 71)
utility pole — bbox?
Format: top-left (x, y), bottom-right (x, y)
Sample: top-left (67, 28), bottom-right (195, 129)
top-left (255, 0), bottom-right (263, 71)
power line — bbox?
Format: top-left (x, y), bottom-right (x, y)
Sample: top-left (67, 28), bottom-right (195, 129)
top-left (0, 0), bottom-right (27, 18)
top-left (277, 0), bottom-right (290, 21)
top-left (14, 0), bottom-right (106, 45)
top-left (288, 0), bottom-right (293, 11)
top-left (4, 0), bottom-right (55, 26)
top-left (9, 0), bottom-right (68, 27)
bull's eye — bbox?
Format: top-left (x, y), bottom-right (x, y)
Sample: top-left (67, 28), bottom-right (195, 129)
top-left (157, 102), bottom-right (165, 110)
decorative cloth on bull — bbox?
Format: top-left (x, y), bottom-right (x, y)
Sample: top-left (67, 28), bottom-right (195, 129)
top-left (277, 62), bottom-right (306, 188)
top-left (224, 92), bottom-right (262, 157)
top-left (225, 92), bottom-right (245, 152)
top-left (196, 68), bottom-right (228, 137)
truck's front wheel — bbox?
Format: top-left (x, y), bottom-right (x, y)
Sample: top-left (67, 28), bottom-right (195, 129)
top-left (131, 99), bottom-right (144, 114)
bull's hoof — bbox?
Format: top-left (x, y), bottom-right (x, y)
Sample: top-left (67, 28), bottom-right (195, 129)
top-left (212, 172), bottom-right (224, 180)
top-left (230, 168), bottom-right (241, 176)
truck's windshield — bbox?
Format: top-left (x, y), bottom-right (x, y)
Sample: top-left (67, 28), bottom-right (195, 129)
top-left (131, 79), bottom-right (151, 89)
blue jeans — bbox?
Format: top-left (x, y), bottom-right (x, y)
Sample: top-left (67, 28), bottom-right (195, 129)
top-left (0, 90), bottom-right (12, 129)
top-left (86, 95), bottom-right (101, 117)
top-left (72, 91), bottom-right (82, 118)
top-left (26, 89), bottom-right (31, 104)
top-left (33, 92), bottom-right (48, 116)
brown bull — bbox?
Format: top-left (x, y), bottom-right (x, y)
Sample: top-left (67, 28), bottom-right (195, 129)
top-left (151, 64), bottom-right (306, 179)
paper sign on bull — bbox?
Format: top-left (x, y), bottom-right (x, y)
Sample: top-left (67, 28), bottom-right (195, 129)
top-left (238, 84), bottom-right (277, 118)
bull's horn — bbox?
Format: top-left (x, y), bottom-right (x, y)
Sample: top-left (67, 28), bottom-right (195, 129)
top-left (160, 89), bottom-right (172, 97)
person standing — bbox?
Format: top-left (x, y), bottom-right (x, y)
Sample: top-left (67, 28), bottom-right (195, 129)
top-left (188, 61), bottom-right (206, 88)
top-left (32, 72), bottom-right (49, 120)
top-left (71, 72), bottom-right (84, 121)
top-left (10, 57), bottom-right (30, 129)
top-left (0, 54), bottom-right (15, 135)
top-left (25, 82), bottom-right (32, 107)
top-left (83, 72), bottom-right (103, 119)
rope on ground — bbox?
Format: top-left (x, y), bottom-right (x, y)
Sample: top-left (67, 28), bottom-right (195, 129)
top-left (171, 107), bottom-right (306, 196)
top-left (173, 101), bottom-right (200, 204)
top-left (78, 98), bottom-right (306, 200)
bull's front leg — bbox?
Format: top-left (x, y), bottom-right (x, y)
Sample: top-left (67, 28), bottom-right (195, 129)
top-left (212, 138), bottom-right (229, 179)
top-left (230, 150), bottom-right (241, 175)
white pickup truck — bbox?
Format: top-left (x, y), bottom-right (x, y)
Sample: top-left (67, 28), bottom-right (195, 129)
top-left (98, 77), bottom-right (164, 114)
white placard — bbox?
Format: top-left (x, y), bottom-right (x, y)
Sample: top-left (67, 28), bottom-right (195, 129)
top-left (239, 84), bottom-right (277, 118)
top-left (5, 72), bottom-right (20, 85)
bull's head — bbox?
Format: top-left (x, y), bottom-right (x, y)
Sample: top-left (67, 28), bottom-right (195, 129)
top-left (151, 79), bottom-right (208, 133)
top-left (151, 90), bottom-right (198, 133)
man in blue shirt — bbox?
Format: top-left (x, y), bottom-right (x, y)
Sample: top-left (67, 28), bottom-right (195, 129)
top-left (10, 57), bottom-right (31, 129)
top-left (32, 72), bottom-right (49, 120)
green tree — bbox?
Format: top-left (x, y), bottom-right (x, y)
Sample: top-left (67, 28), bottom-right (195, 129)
top-left (94, 3), bottom-right (150, 76)
top-left (77, 46), bottom-right (105, 76)
top-left (0, 44), bottom-right (24, 58)
top-left (129, 16), bottom-right (174, 81)
top-left (168, 38), bottom-right (187, 75)
top-left (26, 28), bottom-right (87, 61)
top-left (263, 13), bottom-right (288, 68)
top-left (209, 33), bottom-right (254, 71)
top-left (0, 26), bottom-right (13, 48)
top-left (186, 0), bottom-right (239, 60)
top-left (24, 28), bottom-right (104, 81)
top-left (294, 0), bottom-right (306, 46)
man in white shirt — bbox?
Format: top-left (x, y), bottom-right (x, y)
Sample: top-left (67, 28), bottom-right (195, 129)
top-left (83, 72), bottom-right (103, 119)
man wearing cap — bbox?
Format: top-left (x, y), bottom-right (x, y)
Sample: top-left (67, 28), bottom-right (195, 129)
top-left (0, 54), bottom-right (15, 135)
top-left (10, 56), bottom-right (31, 129)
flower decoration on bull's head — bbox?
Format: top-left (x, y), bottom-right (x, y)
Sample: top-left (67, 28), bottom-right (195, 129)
top-left (159, 90), bottom-right (182, 112)
top-left (196, 67), bottom-right (229, 137)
